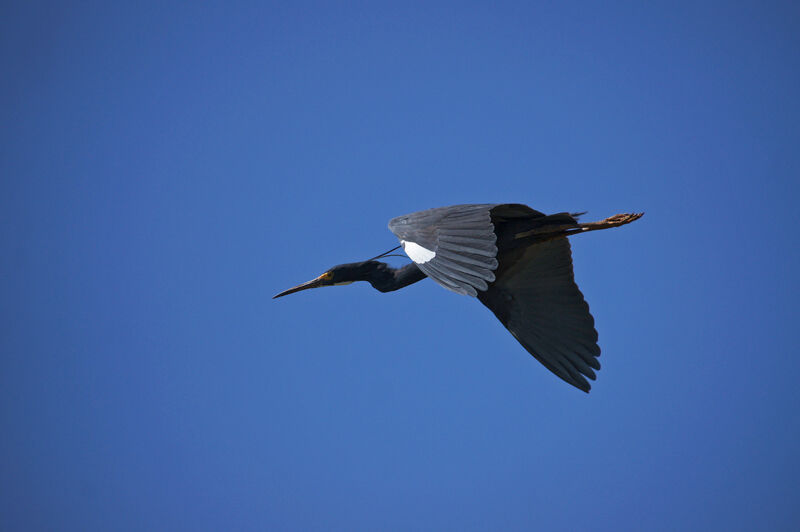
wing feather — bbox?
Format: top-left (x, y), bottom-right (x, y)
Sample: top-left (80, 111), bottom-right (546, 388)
top-left (435, 248), bottom-right (499, 269)
top-left (477, 236), bottom-right (601, 392)
top-left (433, 257), bottom-right (495, 281)
top-left (419, 262), bottom-right (486, 295)
top-left (388, 204), bottom-right (499, 295)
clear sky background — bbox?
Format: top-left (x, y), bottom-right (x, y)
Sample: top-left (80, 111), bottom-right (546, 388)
top-left (2, 2), bottom-right (799, 531)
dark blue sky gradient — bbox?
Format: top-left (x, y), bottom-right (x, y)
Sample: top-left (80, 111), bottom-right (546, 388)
top-left (2, 2), bottom-right (799, 530)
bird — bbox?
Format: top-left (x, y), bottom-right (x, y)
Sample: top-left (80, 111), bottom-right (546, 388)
top-left (274, 203), bottom-right (643, 392)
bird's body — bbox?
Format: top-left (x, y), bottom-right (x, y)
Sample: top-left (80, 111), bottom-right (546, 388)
top-left (275, 204), bottom-right (642, 392)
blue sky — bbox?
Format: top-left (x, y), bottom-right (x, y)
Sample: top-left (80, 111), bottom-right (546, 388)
top-left (2, 2), bottom-right (799, 530)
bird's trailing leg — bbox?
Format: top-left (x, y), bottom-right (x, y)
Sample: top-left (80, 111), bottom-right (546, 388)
top-left (565, 212), bottom-right (644, 236)
top-left (513, 212), bottom-right (644, 241)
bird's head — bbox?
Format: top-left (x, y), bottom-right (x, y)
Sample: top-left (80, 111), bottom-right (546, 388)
top-left (272, 262), bottom-right (371, 298)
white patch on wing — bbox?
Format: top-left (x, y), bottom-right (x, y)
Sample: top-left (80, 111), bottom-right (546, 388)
top-left (401, 240), bottom-right (436, 264)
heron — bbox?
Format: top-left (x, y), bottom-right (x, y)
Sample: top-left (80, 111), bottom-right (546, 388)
top-left (274, 204), bottom-right (642, 392)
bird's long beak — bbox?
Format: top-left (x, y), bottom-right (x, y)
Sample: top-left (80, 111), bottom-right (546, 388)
top-left (273, 274), bottom-right (328, 299)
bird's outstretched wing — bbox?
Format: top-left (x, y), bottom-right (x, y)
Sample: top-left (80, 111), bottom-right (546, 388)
top-left (477, 236), bottom-right (601, 392)
top-left (388, 204), bottom-right (500, 296)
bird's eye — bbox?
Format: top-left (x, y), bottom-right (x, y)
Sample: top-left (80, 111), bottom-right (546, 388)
top-left (321, 272), bottom-right (334, 282)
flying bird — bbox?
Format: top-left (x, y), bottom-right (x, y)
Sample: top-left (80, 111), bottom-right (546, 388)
top-left (274, 204), bottom-right (642, 392)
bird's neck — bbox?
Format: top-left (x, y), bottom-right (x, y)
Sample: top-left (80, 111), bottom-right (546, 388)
top-left (360, 261), bottom-right (426, 293)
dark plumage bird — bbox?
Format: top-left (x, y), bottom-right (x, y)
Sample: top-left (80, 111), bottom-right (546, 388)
top-left (274, 204), bottom-right (642, 392)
